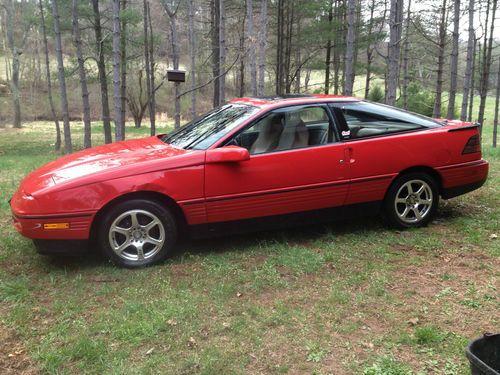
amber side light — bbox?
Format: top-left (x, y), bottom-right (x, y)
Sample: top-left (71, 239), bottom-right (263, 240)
top-left (43, 223), bottom-right (70, 230)
top-left (462, 135), bottom-right (481, 154)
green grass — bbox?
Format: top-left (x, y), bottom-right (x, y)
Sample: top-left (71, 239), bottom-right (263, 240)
top-left (0, 120), bottom-right (498, 374)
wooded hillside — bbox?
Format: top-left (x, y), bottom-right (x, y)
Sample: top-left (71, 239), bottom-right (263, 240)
top-left (0, 0), bottom-right (499, 152)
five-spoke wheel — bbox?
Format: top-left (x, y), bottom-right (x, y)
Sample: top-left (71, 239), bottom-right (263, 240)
top-left (384, 173), bottom-right (439, 228)
top-left (99, 199), bottom-right (176, 268)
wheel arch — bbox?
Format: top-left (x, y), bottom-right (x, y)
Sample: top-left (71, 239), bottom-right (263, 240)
top-left (89, 191), bottom-right (187, 243)
top-left (385, 166), bottom-right (443, 201)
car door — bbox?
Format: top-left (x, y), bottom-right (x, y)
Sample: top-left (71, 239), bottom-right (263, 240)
top-left (329, 102), bottom-right (442, 206)
top-left (204, 104), bottom-right (350, 223)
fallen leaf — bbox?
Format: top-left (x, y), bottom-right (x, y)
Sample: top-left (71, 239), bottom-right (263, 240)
top-left (408, 317), bottom-right (419, 326)
top-left (167, 319), bottom-right (177, 326)
top-left (188, 337), bottom-right (197, 348)
top-left (222, 322), bottom-right (230, 328)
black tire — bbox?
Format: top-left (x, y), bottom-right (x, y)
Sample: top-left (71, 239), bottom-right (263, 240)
top-left (98, 199), bottom-right (177, 268)
top-left (384, 172), bottom-right (439, 229)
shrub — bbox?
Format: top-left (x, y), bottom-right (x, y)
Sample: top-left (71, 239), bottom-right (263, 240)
top-left (368, 84), bottom-right (385, 103)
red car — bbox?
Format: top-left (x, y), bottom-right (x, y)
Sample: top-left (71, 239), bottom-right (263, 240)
top-left (10, 95), bottom-right (488, 267)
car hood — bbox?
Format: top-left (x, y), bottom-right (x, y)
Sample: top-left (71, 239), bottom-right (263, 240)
top-left (21, 136), bottom-right (200, 195)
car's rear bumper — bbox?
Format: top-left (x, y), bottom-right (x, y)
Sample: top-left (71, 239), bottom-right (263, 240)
top-left (438, 159), bottom-right (489, 199)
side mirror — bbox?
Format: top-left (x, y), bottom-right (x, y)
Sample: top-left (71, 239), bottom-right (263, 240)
top-left (206, 146), bottom-right (250, 164)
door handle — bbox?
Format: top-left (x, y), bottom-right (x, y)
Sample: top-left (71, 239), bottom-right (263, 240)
top-left (344, 147), bottom-right (355, 164)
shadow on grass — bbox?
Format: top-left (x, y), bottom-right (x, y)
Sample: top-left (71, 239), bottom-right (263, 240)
top-left (33, 202), bottom-right (465, 270)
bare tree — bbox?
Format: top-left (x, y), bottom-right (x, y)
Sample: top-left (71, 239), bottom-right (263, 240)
top-left (3, 0), bottom-right (22, 128)
top-left (211, 0), bottom-right (220, 106)
top-left (147, 2), bottom-right (156, 134)
top-left (325, 0), bottom-right (333, 94)
top-left (432, 0), bottom-right (448, 118)
top-left (257, 0), bottom-right (267, 96)
top-left (92, 0), bottom-right (112, 144)
top-left (446, 0), bottom-right (460, 119)
top-left (120, 0), bottom-right (127, 130)
top-left (112, 0), bottom-right (124, 140)
top-left (161, 1), bottom-right (181, 128)
top-left (71, 0), bottom-right (91, 149)
top-left (187, 0), bottom-right (196, 118)
top-left (276, 0), bottom-right (284, 95)
top-left (38, 0), bottom-right (61, 150)
top-left (246, 0), bottom-right (257, 96)
top-left (51, 0), bottom-right (72, 154)
top-left (401, 0), bottom-right (411, 108)
top-left (219, 0), bottom-right (226, 102)
top-left (460, 0), bottom-right (474, 121)
top-left (477, 0), bottom-right (497, 133)
top-left (386, 0), bottom-right (403, 106)
top-left (493, 58), bottom-right (499, 148)
top-left (344, 0), bottom-right (356, 95)
top-left (143, 0), bottom-right (152, 129)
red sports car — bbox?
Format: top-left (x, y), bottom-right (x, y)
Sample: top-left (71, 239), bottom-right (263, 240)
top-left (10, 95), bottom-right (488, 267)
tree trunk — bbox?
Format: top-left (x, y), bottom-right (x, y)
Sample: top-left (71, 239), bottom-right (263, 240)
top-left (257, 0), bottom-right (267, 96)
top-left (112, 0), bottom-right (124, 140)
top-left (38, 0), bottom-right (61, 150)
top-left (344, 0), bottom-right (355, 95)
top-left (147, 3), bottom-right (156, 134)
top-left (188, 0), bottom-right (196, 118)
top-left (446, 0), bottom-right (460, 119)
top-left (468, 39), bottom-right (477, 122)
top-left (477, 0), bottom-right (497, 134)
top-left (246, 0), bottom-right (257, 95)
top-left (276, 0), bottom-right (284, 95)
top-left (161, 2), bottom-right (181, 128)
top-left (386, 0), bottom-right (403, 106)
top-left (72, 0), bottom-right (92, 149)
top-left (284, 1), bottom-right (294, 93)
top-left (120, 0), bottom-right (127, 129)
top-left (294, 18), bottom-right (301, 93)
top-left (460, 0), bottom-right (474, 121)
top-left (211, 0), bottom-right (220, 106)
top-left (238, 12), bottom-right (245, 97)
top-left (401, 0), bottom-right (411, 109)
top-left (219, 0), bottom-right (226, 102)
top-left (364, 0), bottom-right (376, 99)
top-left (143, 0), bottom-right (151, 130)
top-left (432, 0), bottom-right (447, 118)
top-left (325, 0), bottom-right (333, 94)
top-left (5, 0), bottom-right (21, 128)
top-left (493, 59), bottom-right (499, 147)
top-left (51, 0), bottom-right (72, 154)
top-left (92, 0), bottom-right (112, 144)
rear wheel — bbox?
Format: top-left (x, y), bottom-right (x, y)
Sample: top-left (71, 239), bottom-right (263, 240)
top-left (99, 199), bottom-right (176, 268)
top-left (384, 173), bottom-right (439, 228)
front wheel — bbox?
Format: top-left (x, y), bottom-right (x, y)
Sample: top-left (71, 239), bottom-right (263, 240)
top-left (384, 173), bottom-right (439, 229)
top-left (98, 199), bottom-right (177, 268)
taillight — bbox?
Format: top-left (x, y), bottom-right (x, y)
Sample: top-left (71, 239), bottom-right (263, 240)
top-left (462, 135), bottom-right (481, 154)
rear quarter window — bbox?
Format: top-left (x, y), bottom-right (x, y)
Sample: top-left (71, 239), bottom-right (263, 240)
top-left (333, 102), bottom-right (441, 139)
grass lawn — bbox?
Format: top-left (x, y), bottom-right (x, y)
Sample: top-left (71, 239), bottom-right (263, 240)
top-left (0, 120), bottom-right (498, 375)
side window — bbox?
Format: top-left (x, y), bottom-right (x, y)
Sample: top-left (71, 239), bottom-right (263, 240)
top-left (335, 102), bottom-right (429, 139)
top-left (229, 106), bottom-right (334, 155)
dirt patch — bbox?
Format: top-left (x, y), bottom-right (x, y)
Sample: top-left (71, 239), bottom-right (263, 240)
top-left (0, 322), bottom-right (40, 375)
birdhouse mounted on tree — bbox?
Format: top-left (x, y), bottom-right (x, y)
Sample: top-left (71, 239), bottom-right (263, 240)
top-left (167, 70), bottom-right (186, 83)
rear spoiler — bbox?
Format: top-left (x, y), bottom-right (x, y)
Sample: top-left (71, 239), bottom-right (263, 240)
top-left (447, 122), bottom-right (481, 132)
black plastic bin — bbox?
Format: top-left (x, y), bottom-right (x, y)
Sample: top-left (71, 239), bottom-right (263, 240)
top-left (466, 333), bottom-right (500, 375)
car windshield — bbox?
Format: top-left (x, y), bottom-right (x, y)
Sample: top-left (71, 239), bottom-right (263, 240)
top-left (162, 104), bottom-right (259, 150)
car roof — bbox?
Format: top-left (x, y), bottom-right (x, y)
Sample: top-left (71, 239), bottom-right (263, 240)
top-left (228, 94), bottom-right (360, 109)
